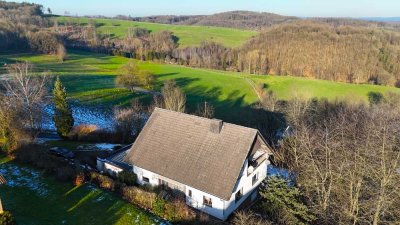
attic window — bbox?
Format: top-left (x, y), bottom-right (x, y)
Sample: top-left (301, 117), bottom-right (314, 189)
top-left (203, 196), bottom-right (213, 208)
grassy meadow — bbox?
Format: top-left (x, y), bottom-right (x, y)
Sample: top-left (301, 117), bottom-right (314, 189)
top-left (0, 154), bottom-right (161, 225)
top-left (55, 16), bottom-right (257, 48)
top-left (1, 50), bottom-right (400, 122)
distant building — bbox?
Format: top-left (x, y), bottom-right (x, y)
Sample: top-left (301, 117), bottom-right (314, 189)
top-left (97, 108), bottom-right (272, 220)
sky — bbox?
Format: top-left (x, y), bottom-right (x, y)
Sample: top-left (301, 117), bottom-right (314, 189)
top-left (12, 0), bottom-right (400, 18)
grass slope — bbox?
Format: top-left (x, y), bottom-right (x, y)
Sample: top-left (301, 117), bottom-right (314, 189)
top-left (0, 155), bottom-right (160, 225)
top-left (55, 16), bottom-right (257, 48)
top-left (1, 50), bottom-right (399, 121)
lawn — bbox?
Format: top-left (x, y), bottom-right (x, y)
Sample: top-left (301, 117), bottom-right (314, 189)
top-left (54, 16), bottom-right (257, 48)
top-left (0, 154), bottom-right (163, 225)
top-left (1, 50), bottom-right (400, 122)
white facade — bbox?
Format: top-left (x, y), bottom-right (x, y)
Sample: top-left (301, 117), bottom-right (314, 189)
top-left (133, 156), bottom-right (270, 220)
top-left (97, 158), bottom-right (124, 176)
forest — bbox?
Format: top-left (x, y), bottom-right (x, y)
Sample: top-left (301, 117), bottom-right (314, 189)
top-left (0, 1), bottom-right (65, 55)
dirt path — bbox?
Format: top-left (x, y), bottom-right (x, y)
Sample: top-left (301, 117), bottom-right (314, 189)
top-left (245, 78), bottom-right (263, 102)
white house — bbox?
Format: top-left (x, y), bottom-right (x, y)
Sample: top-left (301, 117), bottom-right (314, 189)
top-left (97, 108), bottom-right (272, 220)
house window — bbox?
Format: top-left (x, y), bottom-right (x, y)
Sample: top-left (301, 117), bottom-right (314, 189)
top-left (143, 176), bottom-right (150, 183)
top-left (203, 196), bottom-right (212, 208)
top-left (235, 188), bottom-right (243, 203)
top-left (252, 172), bottom-right (259, 185)
top-left (188, 189), bottom-right (192, 198)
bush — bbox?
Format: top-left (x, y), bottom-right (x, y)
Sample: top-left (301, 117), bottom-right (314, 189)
top-left (74, 172), bottom-right (86, 186)
top-left (0, 127), bottom-right (18, 154)
top-left (120, 185), bottom-right (156, 210)
top-left (395, 80), bottom-right (400, 88)
top-left (153, 198), bottom-right (166, 216)
top-left (117, 171), bottom-right (137, 186)
top-left (69, 124), bottom-right (98, 141)
top-left (0, 211), bottom-right (16, 225)
top-left (232, 211), bottom-right (272, 225)
top-left (165, 199), bottom-right (190, 221)
top-left (89, 172), bottom-right (117, 191)
top-left (256, 177), bottom-right (315, 225)
top-left (14, 144), bottom-right (77, 182)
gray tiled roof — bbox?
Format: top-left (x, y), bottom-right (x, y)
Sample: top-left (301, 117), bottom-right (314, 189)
top-left (124, 108), bottom-right (259, 200)
top-left (107, 145), bottom-right (132, 170)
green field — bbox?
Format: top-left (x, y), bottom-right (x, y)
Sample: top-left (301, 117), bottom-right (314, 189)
top-left (0, 154), bottom-right (161, 225)
top-left (55, 16), bottom-right (257, 48)
top-left (1, 50), bottom-right (399, 122)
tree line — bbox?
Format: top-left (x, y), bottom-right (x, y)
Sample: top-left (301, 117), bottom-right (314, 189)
top-left (271, 95), bottom-right (400, 225)
top-left (173, 21), bottom-right (400, 87)
top-left (58, 20), bottom-right (400, 87)
top-left (3, 1), bottom-right (399, 88)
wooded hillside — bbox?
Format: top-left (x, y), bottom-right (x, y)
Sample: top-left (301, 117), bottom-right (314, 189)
top-left (131, 11), bottom-right (298, 30)
top-left (237, 21), bottom-right (400, 86)
top-left (0, 1), bottom-right (63, 54)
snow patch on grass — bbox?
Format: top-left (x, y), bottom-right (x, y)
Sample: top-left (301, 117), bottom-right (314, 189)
top-left (76, 143), bottom-right (120, 151)
top-left (43, 104), bottom-right (113, 131)
top-left (0, 163), bottom-right (49, 196)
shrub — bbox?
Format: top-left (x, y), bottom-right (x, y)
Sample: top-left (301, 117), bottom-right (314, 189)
top-left (69, 124), bottom-right (98, 141)
top-left (74, 172), bottom-right (86, 186)
top-left (117, 171), bottom-right (137, 186)
top-left (0, 211), bottom-right (16, 225)
top-left (120, 185), bottom-right (156, 210)
top-left (257, 177), bottom-right (315, 225)
top-left (153, 198), bottom-right (166, 216)
top-left (14, 144), bottom-right (77, 182)
top-left (395, 80), bottom-right (400, 88)
top-left (89, 172), bottom-right (117, 191)
top-left (165, 199), bottom-right (190, 221)
top-left (68, 125), bottom-right (125, 143)
top-left (232, 211), bottom-right (271, 225)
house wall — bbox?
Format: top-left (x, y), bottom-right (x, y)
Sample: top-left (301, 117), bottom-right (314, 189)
top-left (96, 158), bottom-right (123, 176)
top-left (132, 157), bottom-right (270, 221)
top-left (223, 157), bottom-right (269, 218)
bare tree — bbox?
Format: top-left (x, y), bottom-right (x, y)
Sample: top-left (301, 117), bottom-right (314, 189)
top-left (161, 80), bottom-right (186, 112)
top-left (57, 44), bottom-right (67, 62)
top-left (196, 101), bottom-right (214, 118)
top-left (232, 211), bottom-right (271, 225)
top-left (280, 98), bottom-right (400, 225)
top-left (2, 63), bottom-right (49, 138)
top-left (113, 99), bottom-right (146, 143)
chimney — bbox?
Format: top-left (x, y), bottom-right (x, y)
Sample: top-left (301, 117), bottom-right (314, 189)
top-left (210, 119), bottom-right (223, 134)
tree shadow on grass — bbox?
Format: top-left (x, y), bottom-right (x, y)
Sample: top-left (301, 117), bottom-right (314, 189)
top-left (181, 84), bottom-right (287, 143)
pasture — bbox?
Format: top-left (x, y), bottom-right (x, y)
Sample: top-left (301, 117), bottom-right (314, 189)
top-left (1, 50), bottom-right (399, 122)
top-left (55, 16), bottom-right (257, 48)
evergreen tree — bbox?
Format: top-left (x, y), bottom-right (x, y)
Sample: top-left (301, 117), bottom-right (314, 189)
top-left (53, 77), bottom-right (74, 138)
top-left (258, 176), bottom-right (315, 225)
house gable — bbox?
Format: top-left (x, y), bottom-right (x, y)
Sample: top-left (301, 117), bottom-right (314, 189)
top-left (124, 108), bottom-right (260, 200)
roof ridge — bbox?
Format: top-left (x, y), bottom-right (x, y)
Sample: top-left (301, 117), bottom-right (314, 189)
top-left (153, 107), bottom-right (258, 131)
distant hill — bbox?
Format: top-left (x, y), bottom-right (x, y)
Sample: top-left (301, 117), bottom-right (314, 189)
top-left (127, 11), bottom-right (400, 31)
top-left (130, 11), bottom-right (298, 30)
top-left (361, 17), bottom-right (400, 22)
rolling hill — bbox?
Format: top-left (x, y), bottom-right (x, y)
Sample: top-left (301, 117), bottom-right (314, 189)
top-left (55, 16), bottom-right (257, 48)
top-left (1, 50), bottom-right (399, 122)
